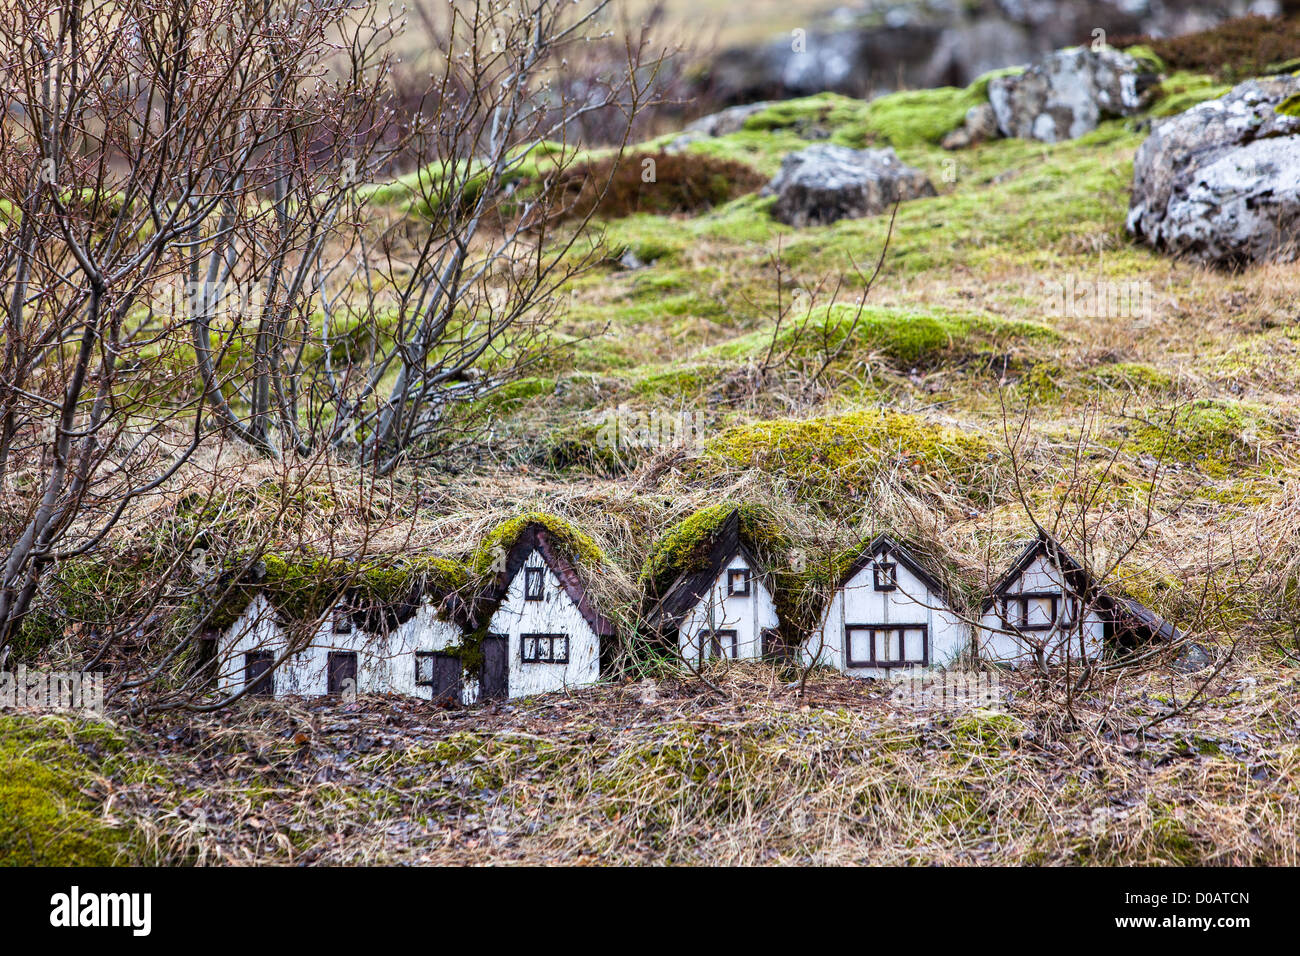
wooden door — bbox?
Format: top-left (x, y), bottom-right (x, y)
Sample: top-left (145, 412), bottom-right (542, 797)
top-left (327, 651), bottom-right (358, 695)
top-left (480, 635), bottom-right (508, 701)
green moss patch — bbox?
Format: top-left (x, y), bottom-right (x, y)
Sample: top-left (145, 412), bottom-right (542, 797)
top-left (0, 715), bottom-right (146, 865)
top-left (471, 511), bottom-right (605, 576)
top-left (639, 503), bottom-right (792, 598)
top-left (704, 409), bottom-right (995, 493)
top-left (1132, 399), bottom-right (1278, 476)
top-left (704, 305), bottom-right (1055, 372)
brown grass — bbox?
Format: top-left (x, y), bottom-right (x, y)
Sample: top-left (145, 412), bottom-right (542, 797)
top-left (89, 657), bottom-right (1298, 865)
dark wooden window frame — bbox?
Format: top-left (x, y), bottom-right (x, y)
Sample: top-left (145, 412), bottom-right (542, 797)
top-left (521, 633), bottom-right (569, 664)
top-left (244, 650), bottom-right (275, 696)
top-left (332, 605), bottom-right (353, 634)
top-left (844, 623), bottom-right (928, 668)
top-left (873, 562), bottom-right (898, 591)
top-left (415, 650), bottom-right (460, 686)
top-left (697, 628), bottom-right (739, 660)
top-left (524, 567), bottom-right (545, 601)
top-left (998, 591), bottom-right (1077, 632)
top-left (727, 568), bottom-right (751, 597)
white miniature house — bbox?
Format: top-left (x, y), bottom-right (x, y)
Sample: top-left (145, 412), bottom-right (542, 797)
top-left (213, 587), bottom-right (466, 703)
top-left (979, 531), bottom-right (1177, 667)
top-left (212, 523), bottom-right (616, 704)
top-left (645, 510), bottom-right (781, 663)
top-left (462, 522), bottom-right (615, 700)
top-left (806, 534), bottom-right (970, 676)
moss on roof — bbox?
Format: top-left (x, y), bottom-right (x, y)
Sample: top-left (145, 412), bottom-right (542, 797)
top-left (639, 502), bottom-right (792, 599)
top-left (471, 511), bottom-right (606, 576)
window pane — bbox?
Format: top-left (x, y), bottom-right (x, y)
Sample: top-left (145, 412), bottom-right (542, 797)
top-left (903, 628), bottom-right (925, 663)
top-left (1028, 597), bottom-right (1054, 628)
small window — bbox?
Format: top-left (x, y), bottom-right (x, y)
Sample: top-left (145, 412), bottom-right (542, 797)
top-left (999, 592), bottom-right (1068, 632)
top-left (332, 606), bottom-right (352, 634)
top-left (524, 567), bottom-right (545, 601)
top-left (727, 568), bottom-right (751, 597)
top-left (521, 633), bottom-right (569, 664)
top-left (244, 651), bottom-right (275, 696)
top-left (415, 651), bottom-right (462, 706)
top-left (873, 562), bottom-right (897, 591)
top-left (845, 624), bottom-right (927, 668)
top-left (697, 628), bottom-right (738, 660)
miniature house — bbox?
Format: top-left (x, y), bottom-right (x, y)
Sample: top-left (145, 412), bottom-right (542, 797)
top-left (461, 522), bottom-right (615, 700)
top-left (806, 534), bottom-right (970, 676)
top-left (214, 590), bottom-right (467, 703)
top-left (645, 511), bottom-right (781, 663)
top-left (979, 531), bottom-right (1178, 666)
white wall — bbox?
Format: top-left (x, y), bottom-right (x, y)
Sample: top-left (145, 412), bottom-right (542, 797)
top-left (485, 547), bottom-right (602, 698)
top-left (806, 555), bottom-right (970, 677)
top-left (215, 593), bottom-right (472, 702)
top-left (677, 553), bottom-right (779, 663)
top-left (978, 552), bottom-right (1105, 666)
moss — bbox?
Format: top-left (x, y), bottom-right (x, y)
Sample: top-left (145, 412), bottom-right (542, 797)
top-left (639, 502), bottom-right (791, 598)
top-left (1277, 93), bottom-right (1300, 117)
top-left (0, 714), bottom-right (144, 865)
top-left (739, 72), bottom-right (1017, 151)
top-left (1087, 361), bottom-right (1174, 393)
top-left (471, 511), bottom-right (605, 576)
top-left (11, 550), bottom-right (172, 663)
top-left (478, 376), bottom-right (556, 411)
top-left (704, 409), bottom-right (995, 495)
top-left (1148, 72), bottom-right (1231, 117)
top-left (1132, 399), bottom-right (1276, 476)
top-left (1122, 44), bottom-right (1167, 74)
top-left (948, 711), bottom-right (1024, 757)
top-left (704, 304), bottom-right (1055, 373)
top-left (631, 364), bottom-right (724, 400)
top-left (1014, 361), bottom-right (1065, 403)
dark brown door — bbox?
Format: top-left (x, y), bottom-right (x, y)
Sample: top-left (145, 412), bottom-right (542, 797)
top-left (244, 651), bottom-right (274, 696)
top-left (432, 654), bottom-right (461, 706)
top-left (480, 635), bottom-right (508, 701)
top-left (327, 651), bottom-right (358, 694)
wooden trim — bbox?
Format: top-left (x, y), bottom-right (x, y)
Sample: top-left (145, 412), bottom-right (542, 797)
top-left (244, 651), bottom-right (275, 696)
top-left (872, 562), bottom-right (897, 591)
top-left (727, 567), bottom-right (751, 597)
top-left (521, 632), bottom-right (570, 664)
top-left (524, 566), bottom-right (545, 601)
top-left (997, 591), bottom-right (1078, 632)
top-left (696, 628), bottom-right (738, 660)
top-left (844, 623), bottom-right (928, 668)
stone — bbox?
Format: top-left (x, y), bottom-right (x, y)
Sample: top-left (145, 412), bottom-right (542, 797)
top-left (941, 102), bottom-right (1001, 149)
top-left (1126, 75), bottom-right (1300, 266)
top-left (988, 46), bottom-right (1154, 142)
top-left (763, 143), bottom-right (936, 227)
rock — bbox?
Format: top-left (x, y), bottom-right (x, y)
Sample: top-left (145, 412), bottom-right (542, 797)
top-left (1171, 642), bottom-right (1214, 674)
top-left (988, 46), bottom-right (1155, 142)
top-left (941, 102), bottom-right (1000, 149)
top-left (1126, 75), bottom-right (1300, 266)
top-left (763, 144), bottom-right (936, 227)
top-left (690, 0), bottom-right (1259, 109)
top-left (685, 101), bottom-right (774, 137)
top-left (923, 18), bottom-right (1035, 90)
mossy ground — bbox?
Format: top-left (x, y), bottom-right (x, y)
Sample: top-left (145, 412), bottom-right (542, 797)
top-left (0, 714), bottom-right (155, 865)
top-left (13, 47), bottom-right (1300, 867)
top-left (23, 661), bottom-right (1298, 865)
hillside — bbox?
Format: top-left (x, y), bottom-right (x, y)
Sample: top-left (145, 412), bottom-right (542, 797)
top-left (3, 12), bottom-right (1300, 868)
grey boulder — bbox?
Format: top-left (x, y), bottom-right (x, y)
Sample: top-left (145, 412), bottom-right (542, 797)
top-left (988, 46), bottom-right (1154, 142)
top-left (1127, 75), bottom-right (1300, 266)
top-left (763, 144), bottom-right (936, 227)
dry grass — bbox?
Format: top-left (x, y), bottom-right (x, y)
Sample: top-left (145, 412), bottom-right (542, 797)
top-left (84, 656), bottom-right (1296, 865)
